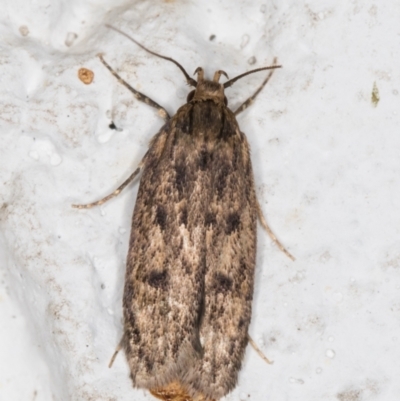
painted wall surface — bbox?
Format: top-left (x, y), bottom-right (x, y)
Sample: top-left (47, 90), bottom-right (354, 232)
top-left (1, 1), bottom-right (399, 400)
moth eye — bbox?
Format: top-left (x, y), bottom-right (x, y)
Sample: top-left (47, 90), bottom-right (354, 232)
top-left (224, 96), bottom-right (228, 106)
top-left (187, 90), bottom-right (195, 102)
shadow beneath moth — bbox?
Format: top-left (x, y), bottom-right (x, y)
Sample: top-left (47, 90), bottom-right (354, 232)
top-left (73, 25), bottom-right (294, 401)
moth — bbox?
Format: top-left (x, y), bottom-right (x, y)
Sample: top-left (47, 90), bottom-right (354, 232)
top-left (73, 26), bottom-right (293, 401)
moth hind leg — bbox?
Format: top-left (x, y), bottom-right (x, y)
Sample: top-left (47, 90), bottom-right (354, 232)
top-left (257, 200), bottom-right (295, 261)
top-left (247, 334), bottom-right (273, 365)
top-left (72, 164), bottom-right (142, 209)
top-left (108, 335), bottom-right (125, 368)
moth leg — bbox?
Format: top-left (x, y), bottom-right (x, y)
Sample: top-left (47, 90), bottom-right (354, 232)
top-left (98, 54), bottom-right (171, 121)
top-left (72, 164), bottom-right (142, 209)
top-left (234, 57), bottom-right (278, 116)
top-left (257, 200), bottom-right (295, 261)
top-left (247, 334), bottom-right (273, 365)
top-left (108, 336), bottom-right (124, 368)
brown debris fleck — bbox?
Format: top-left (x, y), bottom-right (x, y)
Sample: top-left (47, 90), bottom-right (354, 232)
top-left (78, 68), bottom-right (94, 85)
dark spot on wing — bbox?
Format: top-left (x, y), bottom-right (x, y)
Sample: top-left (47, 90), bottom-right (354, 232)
top-left (180, 205), bottom-right (188, 226)
top-left (205, 212), bottom-right (217, 227)
top-left (226, 211), bottom-right (240, 234)
top-left (148, 270), bottom-right (169, 290)
top-left (155, 205), bottom-right (167, 230)
top-left (175, 163), bottom-right (186, 194)
top-left (199, 147), bottom-right (211, 170)
top-left (213, 272), bottom-right (233, 294)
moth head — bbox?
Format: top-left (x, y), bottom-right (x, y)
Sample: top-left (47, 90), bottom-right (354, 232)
top-left (187, 67), bottom-right (228, 105)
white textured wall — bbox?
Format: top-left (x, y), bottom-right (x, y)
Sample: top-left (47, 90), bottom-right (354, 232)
top-left (1, 1), bottom-right (399, 400)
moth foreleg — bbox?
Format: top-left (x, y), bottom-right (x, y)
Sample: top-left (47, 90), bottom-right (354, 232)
top-left (256, 199), bottom-right (295, 261)
top-left (234, 57), bottom-right (278, 116)
top-left (72, 164), bottom-right (142, 209)
top-left (98, 54), bottom-right (171, 121)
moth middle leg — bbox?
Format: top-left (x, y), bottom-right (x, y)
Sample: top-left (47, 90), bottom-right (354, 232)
top-left (256, 199), bottom-right (295, 261)
top-left (108, 335), bottom-right (125, 368)
top-left (72, 164), bottom-right (143, 209)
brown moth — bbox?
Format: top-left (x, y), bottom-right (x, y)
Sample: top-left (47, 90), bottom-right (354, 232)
top-left (73, 26), bottom-right (293, 401)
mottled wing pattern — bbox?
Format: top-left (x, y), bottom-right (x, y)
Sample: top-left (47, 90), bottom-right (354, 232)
top-left (182, 108), bottom-right (257, 400)
top-left (123, 108), bottom-right (212, 389)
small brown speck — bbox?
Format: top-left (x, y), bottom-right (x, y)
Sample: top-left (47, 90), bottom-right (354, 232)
top-left (78, 68), bottom-right (94, 85)
top-left (371, 81), bottom-right (380, 107)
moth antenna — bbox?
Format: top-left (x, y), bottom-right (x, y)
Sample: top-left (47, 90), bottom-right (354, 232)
top-left (105, 24), bottom-right (197, 87)
top-left (223, 65), bottom-right (282, 88)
